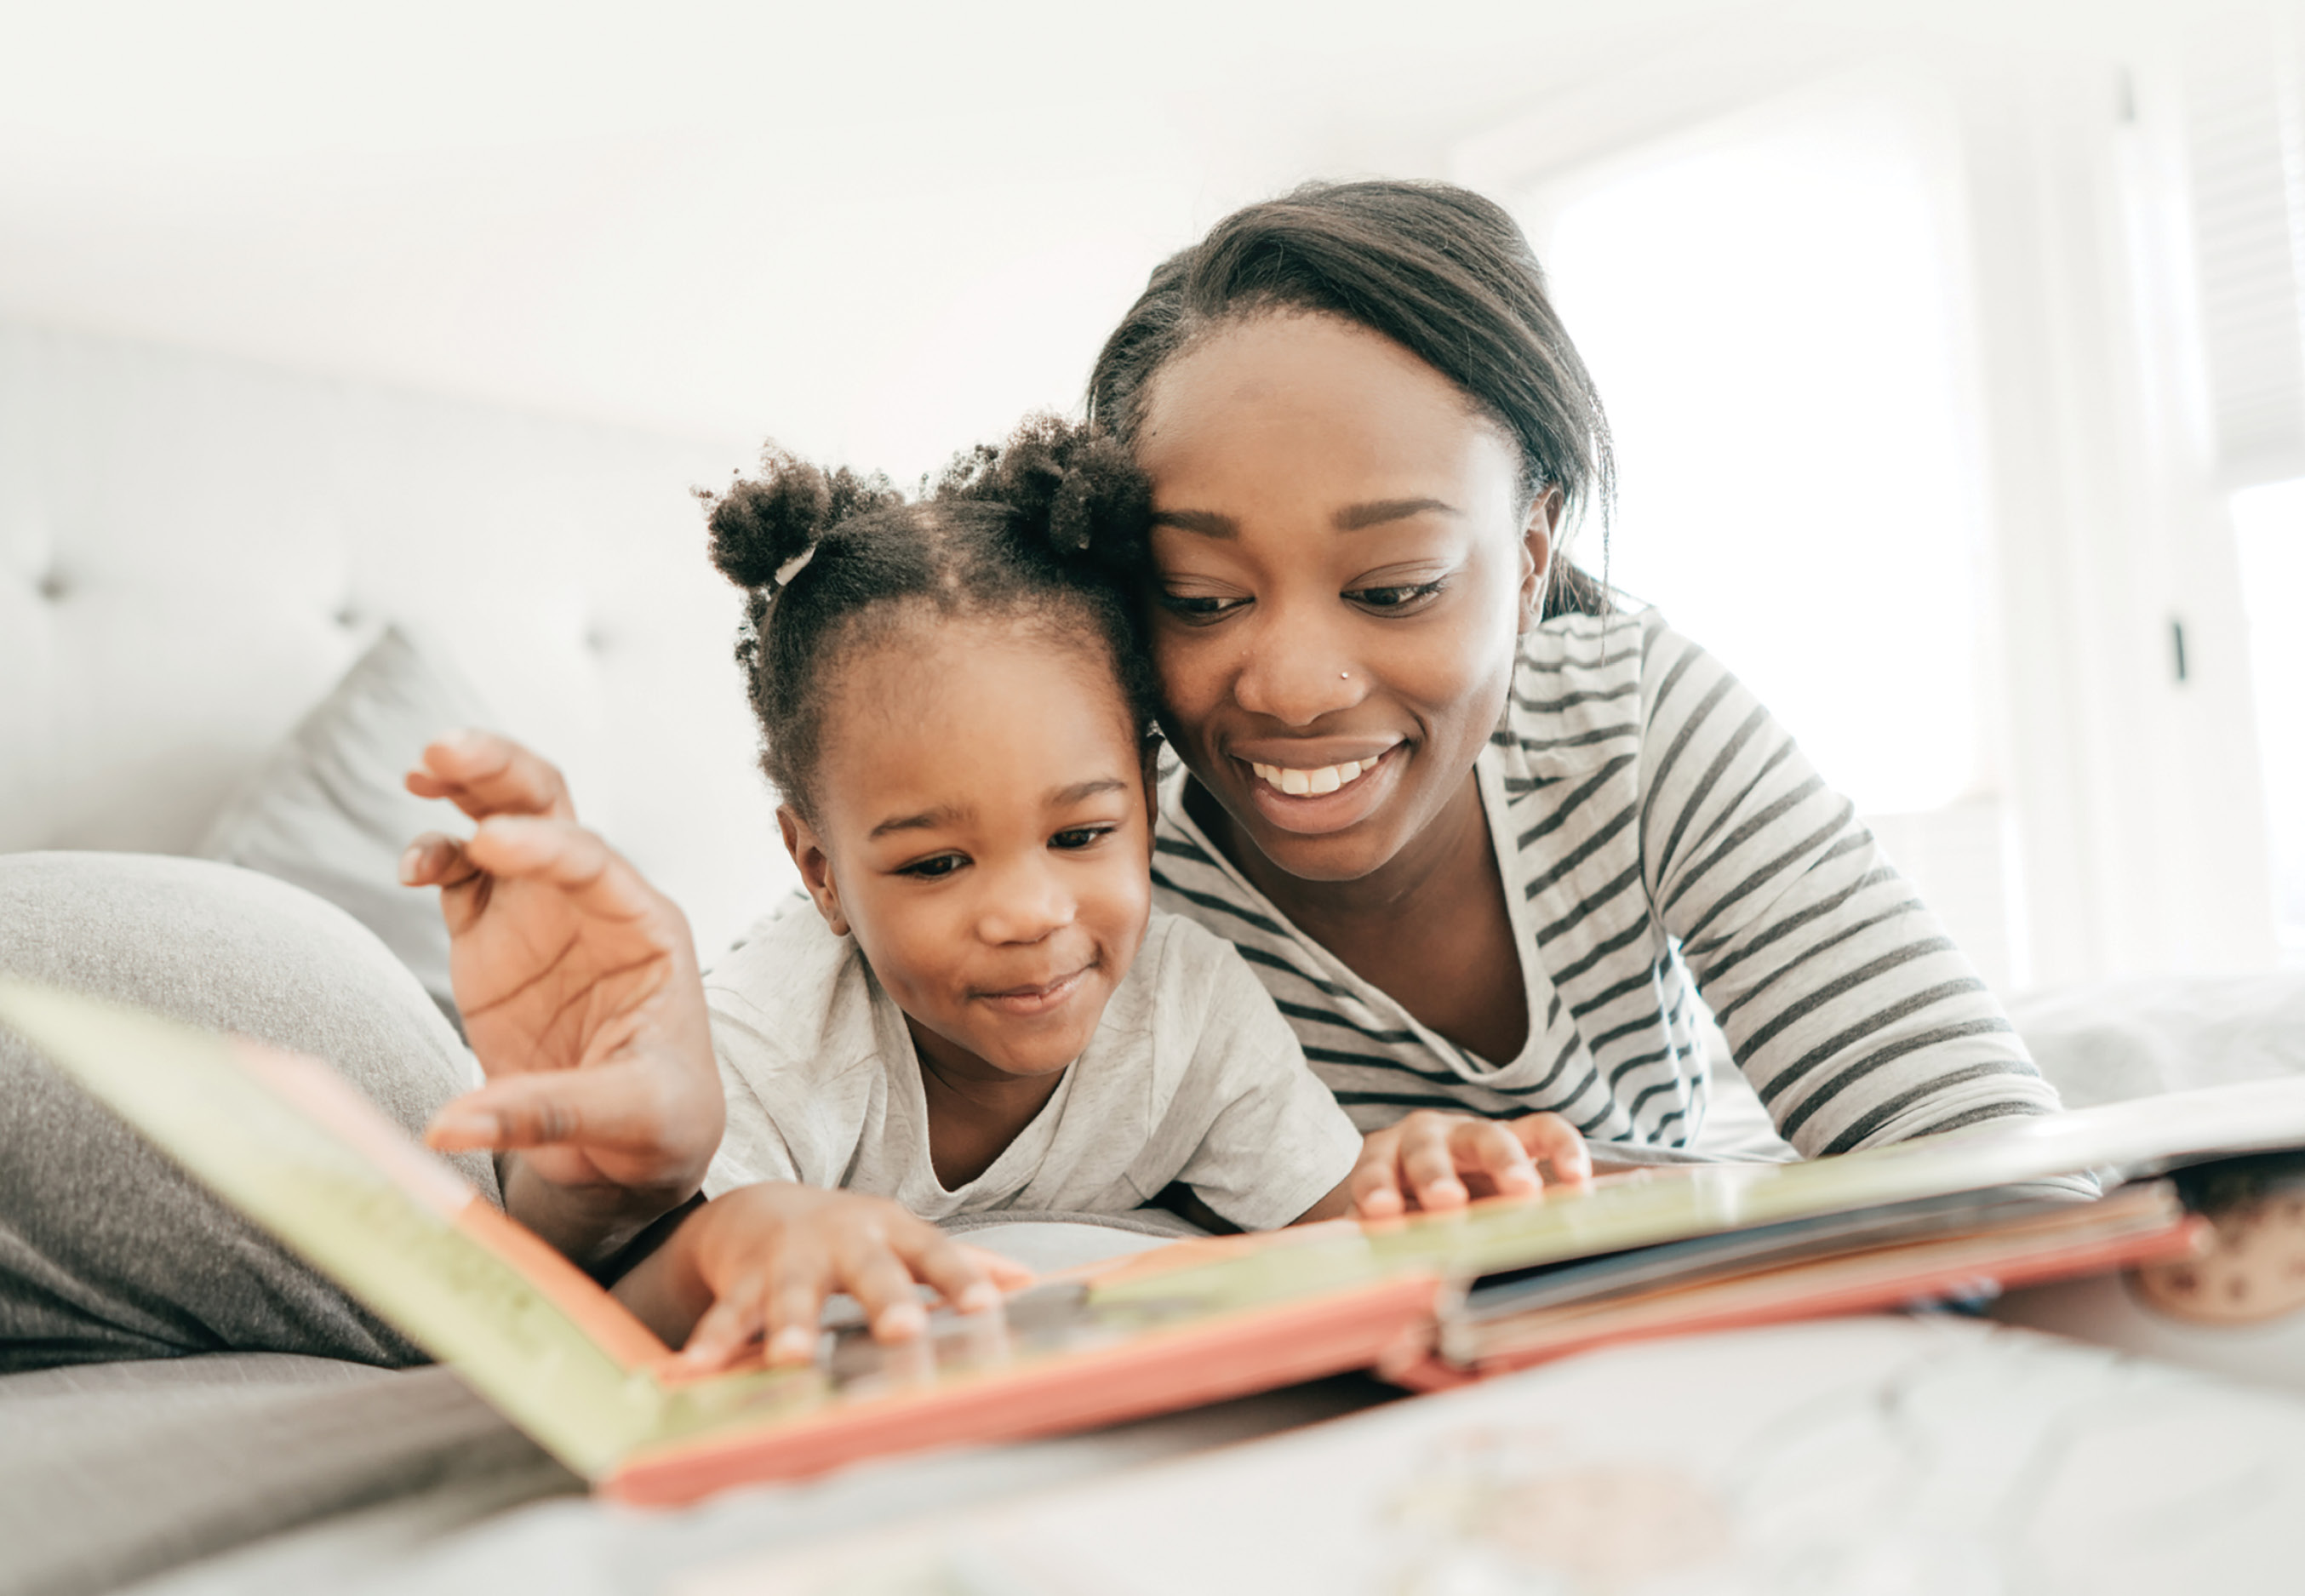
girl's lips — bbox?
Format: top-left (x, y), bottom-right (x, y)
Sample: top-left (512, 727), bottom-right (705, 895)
top-left (975, 966), bottom-right (1090, 1016)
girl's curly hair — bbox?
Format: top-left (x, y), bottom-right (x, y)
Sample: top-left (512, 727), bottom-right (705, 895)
top-left (703, 415), bottom-right (1158, 820)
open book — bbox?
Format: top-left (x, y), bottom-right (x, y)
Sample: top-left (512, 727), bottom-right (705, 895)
top-left (5, 978), bottom-right (2299, 1503)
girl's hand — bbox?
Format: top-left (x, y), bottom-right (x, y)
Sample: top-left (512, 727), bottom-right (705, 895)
top-left (616, 1182), bottom-right (1035, 1372)
top-left (400, 729), bottom-right (724, 1262)
top-left (1345, 1110), bottom-right (1593, 1219)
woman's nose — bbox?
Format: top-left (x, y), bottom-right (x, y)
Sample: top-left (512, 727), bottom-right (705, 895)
top-left (1229, 611), bottom-right (1363, 727)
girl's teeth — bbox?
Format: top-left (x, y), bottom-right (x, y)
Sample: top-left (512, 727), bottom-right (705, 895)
top-left (1250, 756), bottom-right (1381, 797)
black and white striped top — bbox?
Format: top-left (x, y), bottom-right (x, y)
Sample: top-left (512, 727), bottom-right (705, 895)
top-left (1150, 609), bottom-right (2062, 1158)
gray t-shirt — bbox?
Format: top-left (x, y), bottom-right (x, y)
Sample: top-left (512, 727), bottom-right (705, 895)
top-left (703, 905), bottom-right (1363, 1231)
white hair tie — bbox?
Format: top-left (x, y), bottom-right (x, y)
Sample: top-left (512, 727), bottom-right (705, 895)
top-left (772, 545), bottom-right (816, 589)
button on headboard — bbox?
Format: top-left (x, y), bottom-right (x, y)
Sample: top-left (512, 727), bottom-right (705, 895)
top-left (0, 319), bottom-right (797, 960)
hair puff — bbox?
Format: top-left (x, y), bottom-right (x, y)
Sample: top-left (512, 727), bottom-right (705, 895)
top-left (934, 414), bottom-right (1151, 569)
top-left (702, 449), bottom-right (901, 591)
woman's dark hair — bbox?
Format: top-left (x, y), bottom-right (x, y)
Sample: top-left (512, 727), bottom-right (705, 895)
top-left (1088, 179), bottom-right (1614, 618)
top-left (703, 415), bottom-right (1158, 819)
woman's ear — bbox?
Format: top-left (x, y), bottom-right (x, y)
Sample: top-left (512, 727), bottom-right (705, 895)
top-left (1517, 487), bottom-right (1562, 631)
top-left (778, 804), bottom-right (849, 937)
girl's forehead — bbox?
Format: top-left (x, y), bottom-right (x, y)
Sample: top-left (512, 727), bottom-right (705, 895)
top-left (829, 611), bottom-right (1135, 742)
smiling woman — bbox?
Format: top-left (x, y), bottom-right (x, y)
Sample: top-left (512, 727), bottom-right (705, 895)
top-left (1090, 180), bottom-right (2068, 1159)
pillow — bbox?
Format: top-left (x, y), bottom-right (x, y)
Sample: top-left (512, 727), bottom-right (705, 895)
top-left (2005, 972), bottom-right (2305, 1109)
top-left (197, 626), bottom-right (489, 1027)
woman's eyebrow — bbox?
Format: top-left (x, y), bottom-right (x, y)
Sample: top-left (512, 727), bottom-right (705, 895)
top-left (1149, 507), bottom-right (1238, 537)
top-left (1332, 497), bottom-right (1461, 530)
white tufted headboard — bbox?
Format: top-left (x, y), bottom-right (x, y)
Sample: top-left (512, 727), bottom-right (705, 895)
top-left (0, 318), bottom-right (802, 960)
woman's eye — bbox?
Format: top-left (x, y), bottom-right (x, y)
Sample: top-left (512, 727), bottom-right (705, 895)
top-left (1347, 580), bottom-right (1446, 611)
top-left (1051, 826), bottom-right (1116, 851)
top-left (1157, 591), bottom-right (1248, 623)
top-left (899, 854), bottom-right (966, 880)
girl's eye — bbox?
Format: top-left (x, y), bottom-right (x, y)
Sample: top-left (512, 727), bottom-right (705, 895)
top-left (1156, 592), bottom-right (1249, 624)
top-left (1347, 580), bottom-right (1446, 611)
top-left (898, 854), bottom-right (966, 880)
top-left (1051, 825), bottom-right (1116, 851)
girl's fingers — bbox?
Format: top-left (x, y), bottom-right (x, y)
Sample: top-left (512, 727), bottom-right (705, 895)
top-left (832, 1223), bottom-right (931, 1342)
top-left (680, 1274), bottom-right (768, 1370)
top-left (888, 1227), bottom-right (1024, 1316)
top-left (407, 729), bottom-right (578, 823)
top-left (763, 1269), bottom-right (833, 1365)
top-left (1511, 1113), bottom-right (1593, 1184)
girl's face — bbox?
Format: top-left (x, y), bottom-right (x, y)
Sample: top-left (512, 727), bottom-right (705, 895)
top-left (781, 615), bottom-right (1152, 1084)
top-left (1134, 312), bottom-right (1551, 885)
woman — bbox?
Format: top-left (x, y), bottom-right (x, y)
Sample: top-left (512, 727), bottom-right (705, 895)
top-left (402, 180), bottom-right (2056, 1242)
top-left (2, 181), bottom-right (2059, 1365)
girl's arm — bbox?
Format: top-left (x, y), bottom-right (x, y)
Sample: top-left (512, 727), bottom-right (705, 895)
top-left (618, 1181), bottom-right (1031, 1368)
top-left (401, 729), bottom-right (725, 1267)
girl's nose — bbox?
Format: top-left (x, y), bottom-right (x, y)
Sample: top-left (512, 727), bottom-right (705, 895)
top-left (976, 857), bottom-right (1075, 946)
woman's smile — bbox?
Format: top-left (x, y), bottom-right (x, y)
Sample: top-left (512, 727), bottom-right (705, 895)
top-left (1233, 741), bottom-right (1405, 834)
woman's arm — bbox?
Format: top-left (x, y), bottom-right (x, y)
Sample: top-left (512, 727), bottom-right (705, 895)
top-left (1635, 626), bottom-right (2061, 1155)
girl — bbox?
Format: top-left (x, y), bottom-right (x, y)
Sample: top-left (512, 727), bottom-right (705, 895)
top-left (409, 420), bottom-right (1589, 1366)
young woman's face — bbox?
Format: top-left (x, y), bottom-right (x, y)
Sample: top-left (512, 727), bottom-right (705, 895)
top-left (1133, 312), bottom-right (1547, 884)
top-left (783, 615), bottom-right (1152, 1083)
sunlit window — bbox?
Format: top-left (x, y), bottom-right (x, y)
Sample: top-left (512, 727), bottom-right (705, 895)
top-left (1518, 87), bottom-right (1988, 818)
top-left (2231, 479), bottom-right (2305, 959)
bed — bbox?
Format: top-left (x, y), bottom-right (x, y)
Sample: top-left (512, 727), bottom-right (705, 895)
top-left (7, 321), bottom-right (2305, 1596)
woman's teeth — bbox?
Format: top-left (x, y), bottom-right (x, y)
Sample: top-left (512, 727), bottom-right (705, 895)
top-left (1250, 756), bottom-right (1381, 797)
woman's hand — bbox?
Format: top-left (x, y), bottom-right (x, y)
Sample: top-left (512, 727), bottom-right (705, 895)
top-left (1339, 1110), bottom-right (1593, 1220)
top-left (615, 1182), bottom-right (1034, 1372)
top-left (401, 729), bottom-right (724, 1264)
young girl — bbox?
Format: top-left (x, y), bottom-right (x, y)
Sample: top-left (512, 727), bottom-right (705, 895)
top-left (408, 419), bottom-right (1588, 1369)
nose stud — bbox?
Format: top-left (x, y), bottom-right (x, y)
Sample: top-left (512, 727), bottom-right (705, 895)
top-left (1341, 671), bottom-right (1349, 679)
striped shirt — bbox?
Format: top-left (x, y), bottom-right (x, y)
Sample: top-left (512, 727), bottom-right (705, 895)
top-left (1150, 609), bottom-right (2062, 1158)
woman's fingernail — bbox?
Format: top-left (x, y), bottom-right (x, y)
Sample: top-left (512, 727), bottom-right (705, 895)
top-left (768, 1325), bottom-right (815, 1363)
top-left (398, 844), bottom-right (424, 885)
top-left (425, 1109), bottom-right (495, 1146)
top-left (878, 1302), bottom-right (927, 1340)
top-left (958, 1283), bottom-right (1000, 1314)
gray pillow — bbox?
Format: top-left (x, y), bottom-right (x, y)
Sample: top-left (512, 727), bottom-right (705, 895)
top-left (197, 626), bottom-right (486, 1027)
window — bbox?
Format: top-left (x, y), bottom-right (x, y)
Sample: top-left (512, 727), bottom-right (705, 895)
top-left (2231, 478), bottom-right (2305, 958)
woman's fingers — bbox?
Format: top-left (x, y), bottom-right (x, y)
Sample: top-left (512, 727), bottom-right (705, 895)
top-left (424, 1061), bottom-right (678, 1154)
top-left (1345, 1124), bottom-right (1410, 1218)
top-left (1449, 1118), bottom-right (1543, 1198)
top-left (397, 831), bottom-right (482, 890)
top-left (461, 815), bottom-right (677, 934)
top-left (1510, 1113), bottom-right (1593, 1184)
top-left (404, 728), bottom-right (577, 823)
top-left (1397, 1113), bottom-right (1471, 1210)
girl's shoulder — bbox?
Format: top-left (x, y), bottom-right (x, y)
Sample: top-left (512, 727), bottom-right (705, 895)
top-left (701, 896), bottom-right (878, 1073)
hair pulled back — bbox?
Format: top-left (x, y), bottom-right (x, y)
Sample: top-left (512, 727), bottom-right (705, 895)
top-left (1088, 179), bottom-right (1613, 617)
top-left (704, 415), bottom-right (1158, 819)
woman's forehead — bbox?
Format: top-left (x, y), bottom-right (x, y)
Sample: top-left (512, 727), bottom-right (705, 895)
top-left (1135, 312), bottom-right (1519, 494)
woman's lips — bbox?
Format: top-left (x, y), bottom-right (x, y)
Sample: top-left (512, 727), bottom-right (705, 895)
top-left (1230, 743), bottom-right (1402, 833)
